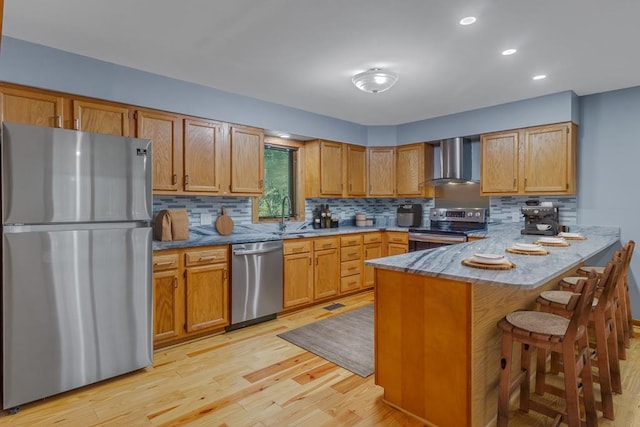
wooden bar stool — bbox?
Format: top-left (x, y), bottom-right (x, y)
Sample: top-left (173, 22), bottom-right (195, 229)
top-left (537, 256), bottom-right (623, 420)
top-left (497, 272), bottom-right (599, 427)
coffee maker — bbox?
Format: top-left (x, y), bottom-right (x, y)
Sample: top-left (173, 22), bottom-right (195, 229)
top-left (520, 205), bottom-right (560, 235)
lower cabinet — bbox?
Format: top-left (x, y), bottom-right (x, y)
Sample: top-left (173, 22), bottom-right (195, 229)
top-left (153, 245), bottom-right (229, 348)
top-left (283, 239), bottom-right (314, 308)
top-left (385, 231), bottom-right (409, 255)
top-left (313, 237), bottom-right (341, 299)
top-left (340, 234), bottom-right (363, 294)
top-left (363, 232), bottom-right (383, 288)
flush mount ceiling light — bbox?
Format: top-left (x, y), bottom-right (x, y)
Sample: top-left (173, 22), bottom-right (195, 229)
top-left (502, 48), bottom-right (517, 56)
top-left (459, 16), bottom-right (477, 25)
top-left (352, 68), bottom-right (399, 94)
top-left (532, 74), bottom-right (547, 80)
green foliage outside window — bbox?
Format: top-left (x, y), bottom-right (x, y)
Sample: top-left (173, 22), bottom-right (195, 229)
top-left (258, 146), bottom-right (295, 219)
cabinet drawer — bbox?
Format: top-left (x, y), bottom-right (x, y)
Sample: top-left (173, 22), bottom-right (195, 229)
top-left (313, 237), bottom-right (339, 251)
top-left (153, 253), bottom-right (179, 271)
top-left (340, 247), bottom-right (362, 262)
top-left (283, 239), bottom-right (312, 255)
top-left (340, 234), bottom-right (363, 247)
top-left (185, 247), bottom-right (228, 266)
top-left (340, 274), bottom-right (362, 293)
top-left (387, 232), bottom-right (408, 244)
top-left (341, 259), bottom-right (362, 277)
top-left (363, 232), bottom-right (382, 244)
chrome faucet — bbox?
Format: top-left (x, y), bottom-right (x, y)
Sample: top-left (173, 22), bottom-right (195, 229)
top-left (280, 195), bottom-right (291, 231)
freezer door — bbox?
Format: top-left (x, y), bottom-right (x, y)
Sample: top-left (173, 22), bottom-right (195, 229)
top-left (2, 225), bottom-right (153, 409)
top-left (2, 122), bottom-right (152, 224)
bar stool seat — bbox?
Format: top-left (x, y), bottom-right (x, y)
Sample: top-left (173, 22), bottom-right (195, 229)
top-left (497, 272), bottom-right (599, 427)
top-left (578, 265), bottom-right (605, 275)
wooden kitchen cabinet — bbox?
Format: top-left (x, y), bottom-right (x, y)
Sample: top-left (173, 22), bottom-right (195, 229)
top-left (304, 140), bottom-right (344, 197)
top-left (313, 237), bottom-right (340, 299)
top-left (0, 85), bottom-right (65, 128)
top-left (363, 232), bottom-right (383, 288)
top-left (153, 245), bottom-right (229, 348)
top-left (396, 143), bottom-right (425, 197)
top-left (283, 240), bottom-right (314, 308)
top-left (368, 147), bottom-right (396, 196)
top-left (153, 252), bottom-right (183, 343)
top-left (346, 144), bottom-right (367, 196)
top-left (340, 234), bottom-right (363, 294)
top-left (72, 99), bottom-right (131, 136)
top-left (385, 231), bottom-right (408, 256)
top-left (136, 109), bottom-right (183, 193)
top-left (183, 118), bottom-right (224, 193)
top-left (480, 122), bottom-right (577, 195)
top-left (227, 124), bottom-right (264, 195)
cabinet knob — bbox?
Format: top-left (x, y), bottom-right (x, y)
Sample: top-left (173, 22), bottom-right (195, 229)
top-left (184, 175), bottom-right (190, 185)
top-left (173, 278), bottom-right (178, 289)
top-left (172, 174), bottom-right (177, 185)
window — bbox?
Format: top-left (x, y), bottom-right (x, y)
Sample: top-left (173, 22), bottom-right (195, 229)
top-left (256, 141), bottom-right (300, 220)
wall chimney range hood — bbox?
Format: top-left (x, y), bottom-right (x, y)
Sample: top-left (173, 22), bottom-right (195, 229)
top-left (432, 137), bottom-right (477, 185)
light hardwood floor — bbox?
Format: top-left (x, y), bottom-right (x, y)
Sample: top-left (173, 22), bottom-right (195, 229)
top-left (0, 291), bottom-right (638, 426)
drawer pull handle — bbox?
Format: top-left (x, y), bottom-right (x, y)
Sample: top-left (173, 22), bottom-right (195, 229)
top-left (154, 261), bottom-right (174, 267)
top-left (198, 256), bottom-right (217, 261)
top-left (348, 267), bottom-right (357, 271)
top-left (323, 244), bottom-right (331, 248)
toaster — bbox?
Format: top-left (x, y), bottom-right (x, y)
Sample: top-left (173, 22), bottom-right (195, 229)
top-left (396, 204), bottom-right (423, 227)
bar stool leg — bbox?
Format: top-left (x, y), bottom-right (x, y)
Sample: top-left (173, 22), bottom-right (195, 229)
top-left (579, 333), bottom-right (598, 427)
top-left (519, 343), bottom-right (531, 412)
top-left (535, 347), bottom-right (547, 395)
top-left (498, 331), bottom-right (514, 427)
top-left (594, 310), bottom-right (615, 419)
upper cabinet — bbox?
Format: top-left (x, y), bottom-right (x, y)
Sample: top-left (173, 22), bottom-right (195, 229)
top-left (228, 125), bottom-right (264, 195)
top-left (304, 140), bottom-right (344, 197)
top-left (136, 110), bottom-right (183, 192)
top-left (368, 147), bottom-right (395, 196)
top-left (183, 119), bottom-right (224, 193)
top-left (480, 122), bottom-right (577, 196)
top-left (346, 144), bottom-right (367, 196)
top-left (72, 100), bottom-right (131, 136)
top-left (396, 142), bottom-right (434, 197)
top-left (0, 86), bottom-right (65, 128)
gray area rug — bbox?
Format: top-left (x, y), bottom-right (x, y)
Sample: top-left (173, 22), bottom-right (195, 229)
top-left (278, 304), bottom-right (374, 377)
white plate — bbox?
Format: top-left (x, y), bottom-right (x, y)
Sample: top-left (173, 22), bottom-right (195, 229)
top-left (538, 237), bottom-right (566, 244)
top-left (469, 255), bottom-right (509, 265)
top-left (558, 232), bottom-right (583, 238)
top-left (513, 243), bottom-right (542, 251)
top-left (473, 253), bottom-right (505, 260)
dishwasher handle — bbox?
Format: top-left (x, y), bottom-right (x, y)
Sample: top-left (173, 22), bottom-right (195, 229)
top-left (233, 246), bottom-right (282, 256)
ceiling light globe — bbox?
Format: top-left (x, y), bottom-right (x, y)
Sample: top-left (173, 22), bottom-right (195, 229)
top-left (352, 68), bottom-right (399, 94)
top-left (459, 16), bottom-right (477, 25)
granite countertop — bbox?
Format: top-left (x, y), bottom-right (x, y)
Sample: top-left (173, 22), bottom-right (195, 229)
top-left (152, 224), bottom-right (409, 250)
top-left (365, 223), bottom-right (620, 289)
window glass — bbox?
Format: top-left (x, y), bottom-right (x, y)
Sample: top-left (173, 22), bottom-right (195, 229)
top-left (258, 145), bottom-right (296, 219)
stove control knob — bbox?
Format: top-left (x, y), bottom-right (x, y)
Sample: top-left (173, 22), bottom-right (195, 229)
top-left (467, 212), bottom-right (473, 217)
top-left (475, 212), bottom-right (481, 217)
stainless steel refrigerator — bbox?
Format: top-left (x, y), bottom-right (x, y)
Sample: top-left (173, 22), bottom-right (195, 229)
top-left (1, 122), bottom-right (153, 410)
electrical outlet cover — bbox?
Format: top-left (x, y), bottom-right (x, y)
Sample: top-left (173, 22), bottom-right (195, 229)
top-left (201, 213), bottom-right (212, 225)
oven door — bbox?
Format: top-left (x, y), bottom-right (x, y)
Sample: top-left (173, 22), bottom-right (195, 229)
top-left (408, 232), bottom-right (468, 251)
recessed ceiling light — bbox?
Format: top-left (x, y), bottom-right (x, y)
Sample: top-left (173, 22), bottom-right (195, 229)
top-left (279, 133), bottom-right (291, 139)
top-left (501, 49), bottom-right (517, 56)
top-left (459, 16), bottom-right (477, 26)
top-left (532, 74), bottom-right (547, 80)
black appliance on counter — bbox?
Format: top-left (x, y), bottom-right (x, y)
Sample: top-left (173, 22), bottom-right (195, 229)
top-left (520, 205), bottom-right (560, 235)
top-left (397, 204), bottom-right (423, 227)
top-left (408, 207), bottom-right (488, 251)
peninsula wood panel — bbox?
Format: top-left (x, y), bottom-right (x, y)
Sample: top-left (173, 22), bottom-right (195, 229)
top-left (375, 269), bottom-right (471, 427)
top-left (136, 110), bottom-right (182, 192)
top-left (480, 131), bottom-right (519, 193)
top-left (72, 99), bottom-right (130, 136)
top-left (183, 119), bottom-right (222, 193)
top-left (229, 125), bottom-right (264, 194)
top-left (368, 147), bottom-right (395, 196)
top-left (0, 86), bottom-right (65, 128)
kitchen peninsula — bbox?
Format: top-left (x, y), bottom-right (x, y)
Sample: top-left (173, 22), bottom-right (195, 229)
top-left (366, 224), bottom-right (620, 427)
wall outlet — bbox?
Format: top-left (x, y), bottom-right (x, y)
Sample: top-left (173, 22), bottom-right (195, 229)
top-left (200, 213), bottom-right (212, 225)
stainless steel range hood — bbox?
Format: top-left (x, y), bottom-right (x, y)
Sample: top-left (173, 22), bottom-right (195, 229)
top-left (432, 137), bottom-right (476, 185)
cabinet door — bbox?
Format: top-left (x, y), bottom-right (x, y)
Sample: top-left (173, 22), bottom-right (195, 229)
top-left (153, 269), bottom-right (183, 342)
top-left (387, 243), bottom-right (408, 256)
top-left (229, 125), bottom-right (264, 194)
top-left (185, 263), bottom-right (229, 332)
top-left (522, 124), bottom-right (572, 193)
top-left (0, 87), bottom-right (65, 128)
top-left (396, 143), bottom-right (424, 196)
top-left (136, 110), bottom-right (182, 192)
top-left (283, 252), bottom-right (314, 308)
top-left (183, 119), bottom-right (223, 193)
top-left (480, 131), bottom-right (520, 194)
top-left (368, 147), bottom-right (395, 196)
top-left (314, 248), bottom-right (340, 299)
top-left (363, 243), bottom-right (382, 288)
top-left (73, 100), bottom-right (130, 136)
top-left (346, 144), bottom-right (367, 196)
top-left (320, 141), bottom-right (344, 196)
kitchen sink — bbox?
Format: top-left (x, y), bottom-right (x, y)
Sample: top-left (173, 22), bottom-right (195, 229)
top-left (271, 229), bottom-right (318, 237)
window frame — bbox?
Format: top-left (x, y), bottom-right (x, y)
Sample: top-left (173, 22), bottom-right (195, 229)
top-left (253, 136), bottom-right (305, 223)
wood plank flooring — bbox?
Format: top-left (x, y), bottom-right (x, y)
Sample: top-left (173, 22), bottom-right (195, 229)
top-left (0, 291), bottom-right (638, 426)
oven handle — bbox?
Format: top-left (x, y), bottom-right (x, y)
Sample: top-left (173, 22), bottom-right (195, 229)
top-left (408, 233), bottom-right (467, 244)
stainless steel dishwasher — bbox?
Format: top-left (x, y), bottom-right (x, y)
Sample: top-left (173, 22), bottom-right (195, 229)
top-left (227, 240), bottom-right (283, 331)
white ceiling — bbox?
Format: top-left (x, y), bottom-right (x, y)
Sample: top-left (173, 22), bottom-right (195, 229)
top-left (4, 0), bottom-right (640, 126)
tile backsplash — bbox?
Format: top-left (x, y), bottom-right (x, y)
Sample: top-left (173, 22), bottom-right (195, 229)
top-left (489, 196), bottom-right (577, 224)
top-left (305, 198), bottom-right (435, 227)
top-left (153, 196), bottom-right (252, 227)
